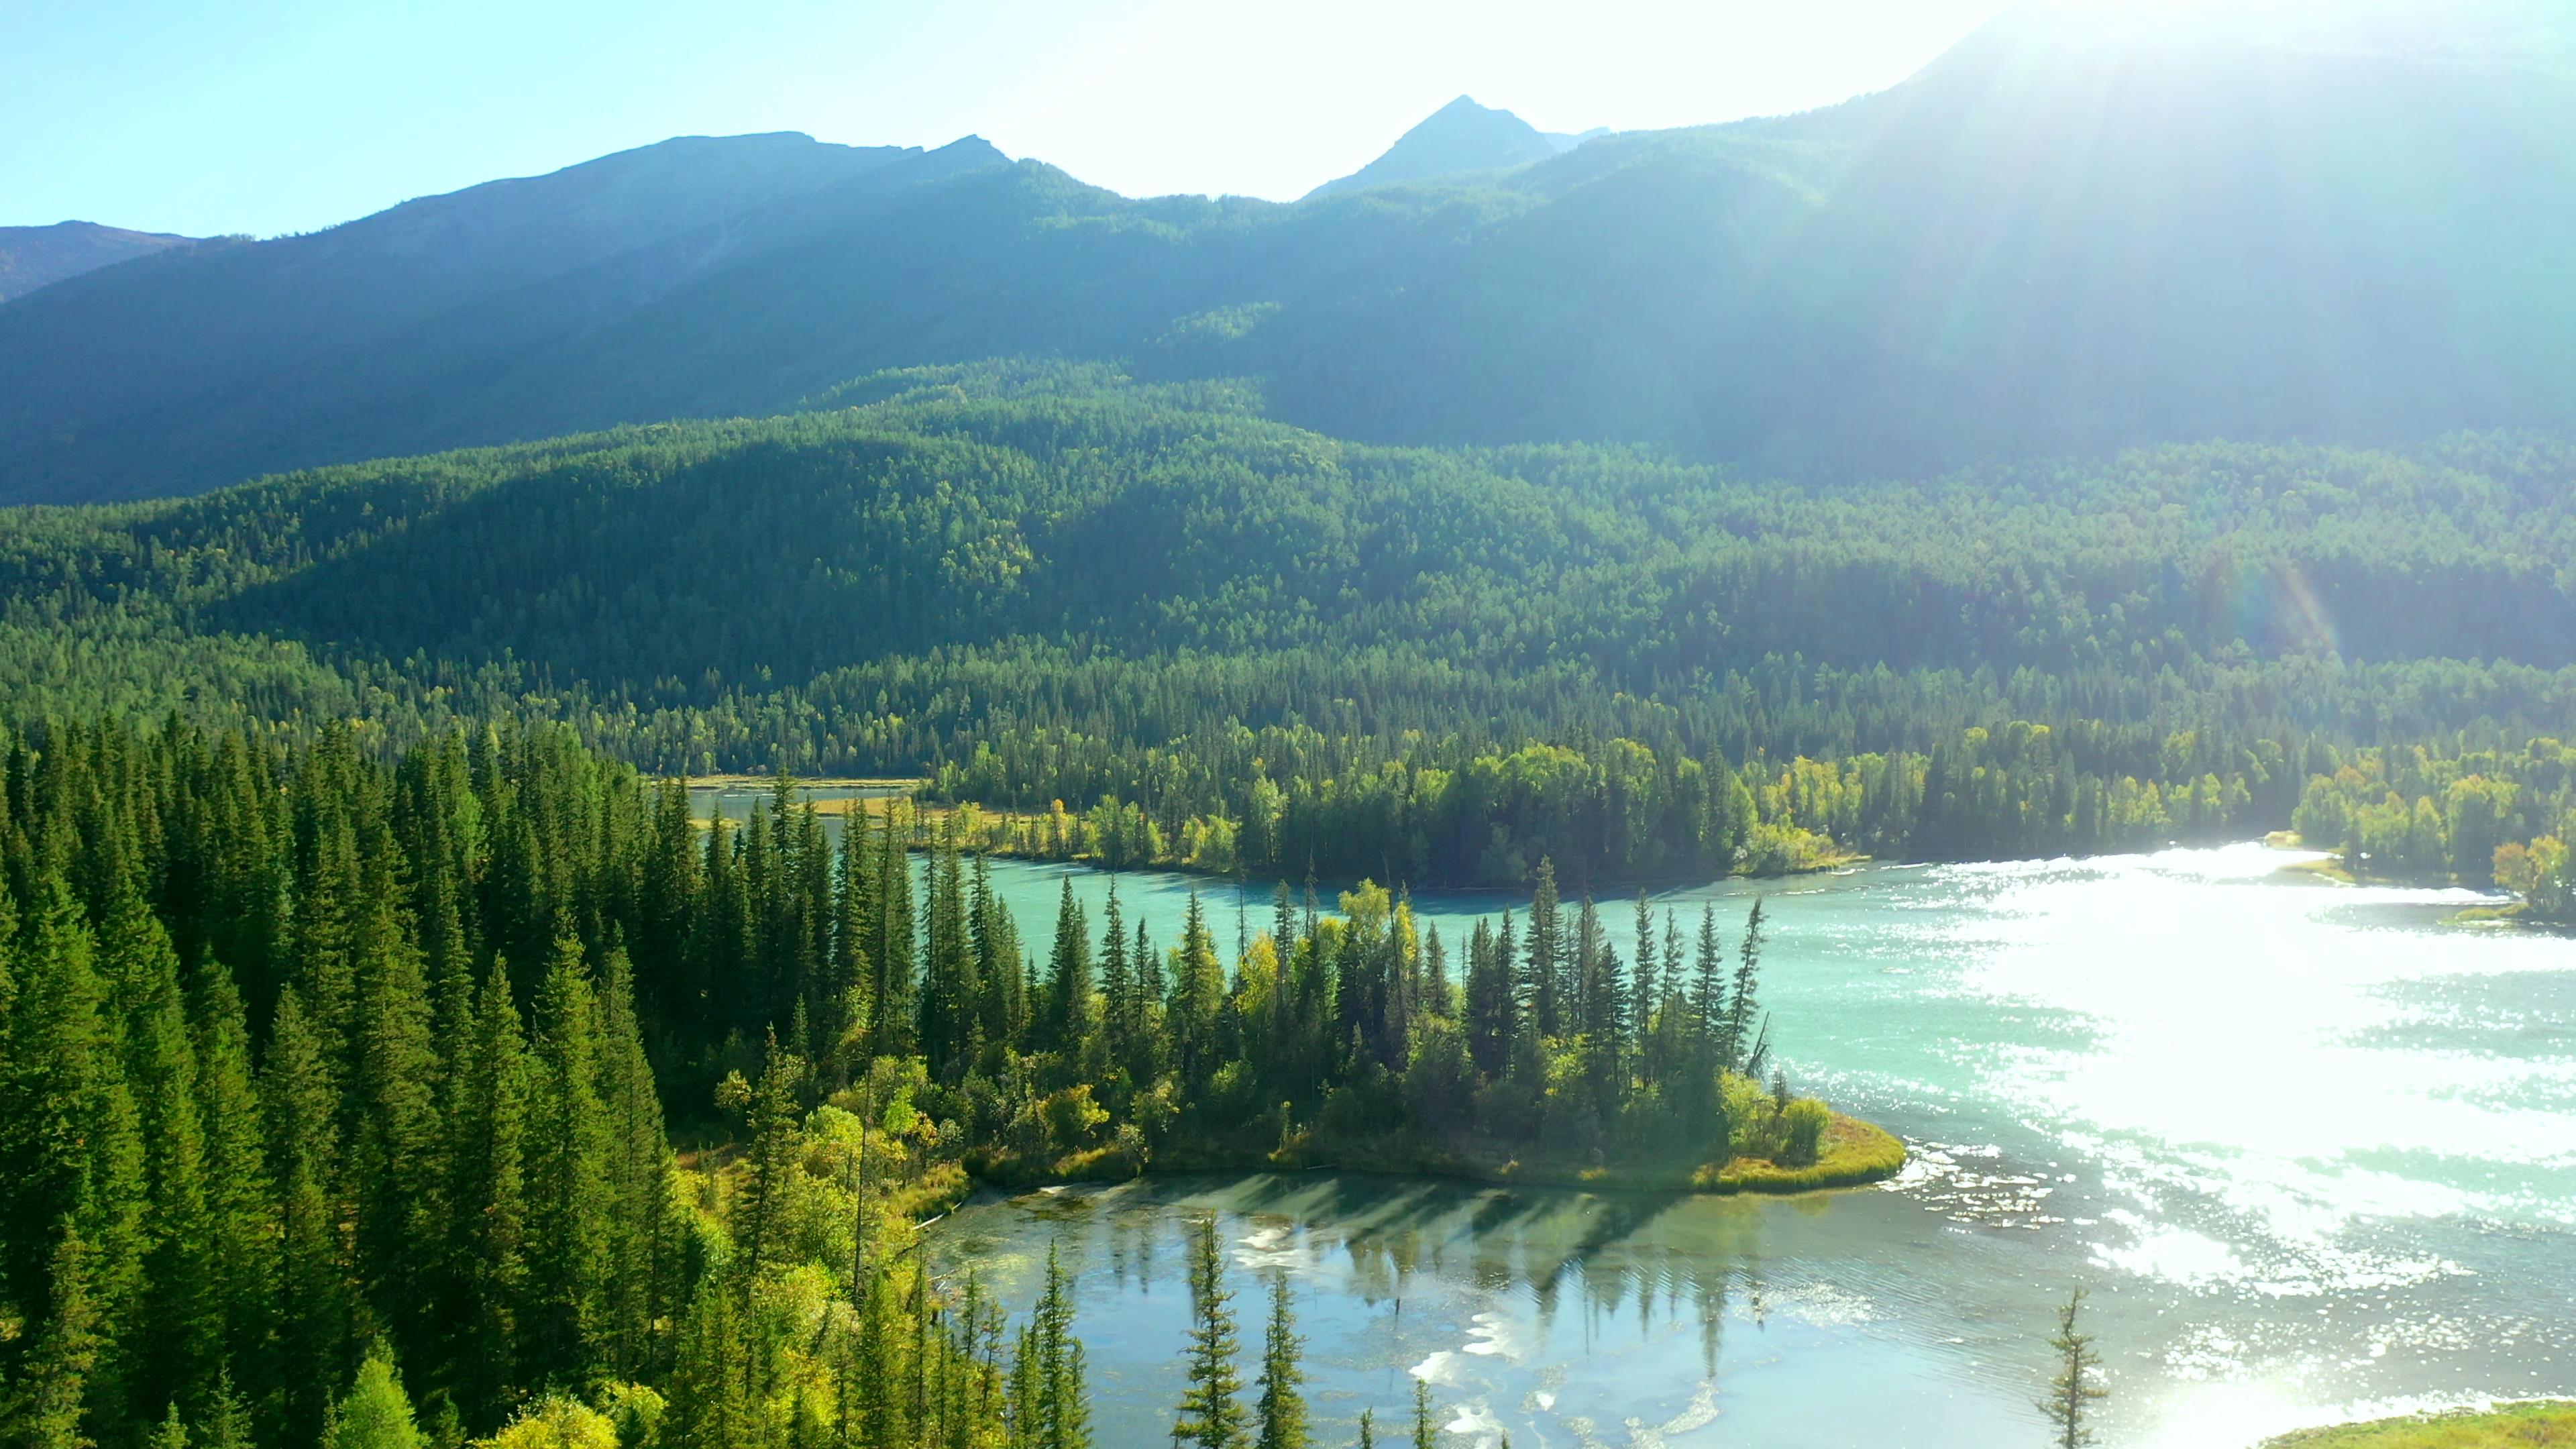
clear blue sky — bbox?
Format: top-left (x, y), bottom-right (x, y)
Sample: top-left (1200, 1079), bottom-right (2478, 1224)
top-left (4, 0), bottom-right (2019, 237)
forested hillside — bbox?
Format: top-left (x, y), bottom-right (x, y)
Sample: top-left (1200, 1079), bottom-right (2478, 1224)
top-left (0, 365), bottom-right (2568, 892)
top-left (5, 0), bottom-right (2573, 502)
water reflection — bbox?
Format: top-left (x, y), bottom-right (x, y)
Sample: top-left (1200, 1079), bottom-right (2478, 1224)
top-left (940, 845), bottom-right (2576, 1448)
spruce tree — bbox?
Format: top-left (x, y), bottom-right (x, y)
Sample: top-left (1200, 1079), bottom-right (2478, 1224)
top-left (1252, 1274), bottom-right (1307, 1449)
top-left (5, 873), bottom-right (148, 1446)
top-left (2037, 1288), bottom-right (2106, 1449)
top-left (443, 960), bottom-right (528, 1427)
top-left (348, 867), bottom-right (440, 1377)
top-left (104, 890), bottom-right (221, 1419)
top-left (594, 946), bottom-right (674, 1379)
top-left (524, 939), bottom-right (612, 1387)
top-left (189, 961), bottom-right (277, 1425)
top-left (1171, 1216), bottom-right (1247, 1449)
top-left (328, 1346), bottom-right (427, 1449)
top-left (265, 987), bottom-right (349, 1444)
top-left (11, 1229), bottom-right (106, 1449)
top-left (1041, 879), bottom-right (1093, 1062)
top-left (1719, 899), bottom-right (1766, 1072)
top-left (1525, 861), bottom-right (1560, 1038)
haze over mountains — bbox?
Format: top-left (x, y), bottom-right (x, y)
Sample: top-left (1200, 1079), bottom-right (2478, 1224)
top-left (1302, 96), bottom-right (1572, 199)
top-left (0, 220), bottom-right (199, 303)
top-left (3, 0), bottom-right (2571, 504)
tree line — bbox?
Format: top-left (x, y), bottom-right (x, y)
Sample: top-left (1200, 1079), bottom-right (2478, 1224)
top-left (0, 381), bottom-right (2568, 894)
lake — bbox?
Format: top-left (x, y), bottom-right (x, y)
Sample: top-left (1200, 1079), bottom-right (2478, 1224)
top-left (925, 845), bottom-right (2575, 1448)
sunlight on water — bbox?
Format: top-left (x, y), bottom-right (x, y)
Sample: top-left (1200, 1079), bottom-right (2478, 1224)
top-left (943, 845), bottom-right (2576, 1446)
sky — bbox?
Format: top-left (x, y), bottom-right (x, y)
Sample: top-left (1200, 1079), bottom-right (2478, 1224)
top-left (3, 0), bottom-right (2021, 237)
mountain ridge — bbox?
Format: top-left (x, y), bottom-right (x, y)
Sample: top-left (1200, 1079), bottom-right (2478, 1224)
top-left (3, 0), bottom-right (2571, 503)
top-left (0, 220), bottom-right (200, 302)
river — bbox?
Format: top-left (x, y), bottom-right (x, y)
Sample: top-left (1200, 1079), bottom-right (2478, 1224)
top-left (912, 845), bottom-right (2573, 1448)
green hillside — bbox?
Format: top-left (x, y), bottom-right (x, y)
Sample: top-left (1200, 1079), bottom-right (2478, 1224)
top-left (4, 364), bottom-right (2569, 885)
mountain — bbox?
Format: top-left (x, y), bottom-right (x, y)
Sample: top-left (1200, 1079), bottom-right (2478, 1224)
top-left (0, 220), bottom-right (197, 301)
top-left (0, 131), bottom-right (1007, 501)
top-left (2, 0), bottom-right (2572, 504)
top-left (1303, 95), bottom-right (1564, 199)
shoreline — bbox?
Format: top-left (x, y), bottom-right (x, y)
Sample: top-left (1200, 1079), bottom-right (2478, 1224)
top-left (964, 1110), bottom-right (1909, 1199)
top-left (2261, 1399), bottom-right (2576, 1446)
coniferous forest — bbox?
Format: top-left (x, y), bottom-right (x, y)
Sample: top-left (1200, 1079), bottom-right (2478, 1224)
top-left (0, 368), bottom-right (2567, 904)
top-left (0, 715), bottom-right (1842, 1446)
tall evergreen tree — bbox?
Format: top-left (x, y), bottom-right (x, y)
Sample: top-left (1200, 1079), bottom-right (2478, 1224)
top-left (443, 959), bottom-right (528, 1428)
top-left (264, 987), bottom-right (349, 1445)
top-left (1252, 1275), bottom-right (1307, 1449)
top-left (524, 940), bottom-right (612, 1387)
top-left (1171, 1216), bottom-right (1246, 1449)
top-left (1040, 879), bottom-right (1093, 1062)
top-left (1719, 900), bottom-right (1766, 1072)
top-left (188, 961), bottom-right (277, 1428)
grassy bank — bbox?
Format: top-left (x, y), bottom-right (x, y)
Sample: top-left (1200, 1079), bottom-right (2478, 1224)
top-left (969, 1110), bottom-right (1907, 1197)
top-left (2263, 1401), bottom-right (2576, 1447)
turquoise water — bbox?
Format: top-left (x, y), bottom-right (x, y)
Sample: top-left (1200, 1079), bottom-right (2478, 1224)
top-left (930, 846), bottom-right (2576, 1448)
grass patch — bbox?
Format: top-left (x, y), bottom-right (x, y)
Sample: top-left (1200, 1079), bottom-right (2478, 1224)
top-left (969, 1112), bottom-right (1907, 1197)
top-left (1697, 1115), bottom-right (1909, 1192)
top-left (2263, 1402), bottom-right (2576, 1447)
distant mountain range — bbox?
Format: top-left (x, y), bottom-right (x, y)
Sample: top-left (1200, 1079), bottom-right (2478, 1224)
top-left (0, 221), bottom-right (198, 303)
top-left (2, 0), bottom-right (2571, 504)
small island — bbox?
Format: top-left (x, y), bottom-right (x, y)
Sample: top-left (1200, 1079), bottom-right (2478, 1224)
top-left (751, 800), bottom-right (1919, 1203)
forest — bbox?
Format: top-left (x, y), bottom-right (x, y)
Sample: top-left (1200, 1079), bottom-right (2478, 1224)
top-left (0, 716), bottom-right (1844, 1448)
top-left (0, 368), bottom-right (2566, 905)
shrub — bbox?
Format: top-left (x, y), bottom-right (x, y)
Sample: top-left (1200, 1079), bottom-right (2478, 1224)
top-left (1781, 1098), bottom-right (1831, 1167)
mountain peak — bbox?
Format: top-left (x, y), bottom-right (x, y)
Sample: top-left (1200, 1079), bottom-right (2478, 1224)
top-left (0, 219), bottom-right (198, 303)
top-left (1303, 95), bottom-right (1564, 201)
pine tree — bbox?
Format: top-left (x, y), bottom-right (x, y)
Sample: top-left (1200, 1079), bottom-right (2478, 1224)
top-left (199, 1372), bottom-right (252, 1449)
top-left (1171, 1216), bottom-right (1246, 1449)
top-left (266, 987), bottom-right (349, 1444)
top-left (1524, 861), bottom-right (1560, 1038)
top-left (594, 946), bottom-right (674, 1380)
top-left (1252, 1275), bottom-right (1307, 1449)
top-left (11, 1227), bottom-right (103, 1449)
top-left (1012, 1244), bottom-right (1090, 1449)
top-left (737, 1032), bottom-right (804, 1285)
top-left (327, 1346), bottom-right (427, 1449)
top-left (1409, 1380), bottom-right (1436, 1449)
top-left (1040, 879), bottom-right (1093, 1062)
top-left (1689, 905), bottom-right (1725, 1051)
top-left (150, 1401), bottom-right (189, 1449)
top-left (869, 808), bottom-right (918, 1058)
top-left (104, 889), bottom-right (222, 1420)
top-left (189, 961), bottom-right (276, 1426)
top-left (1719, 900), bottom-right (1766, 1072)
top-left (347, 861), bottom-right (441, 1378)
top-left (1171, 894), bottom-right (1227, 1095)
top-left (524, 939), bottom-right (612, 1386)
top-left (2037, 1288), bottom-right (2106, 1449)
top-left (919, 820), bottom-right (977, 1082)
top-left (5, 873), bottom-right (148, 1446)
top-left (443, 959), bottom-right (528, 1427)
